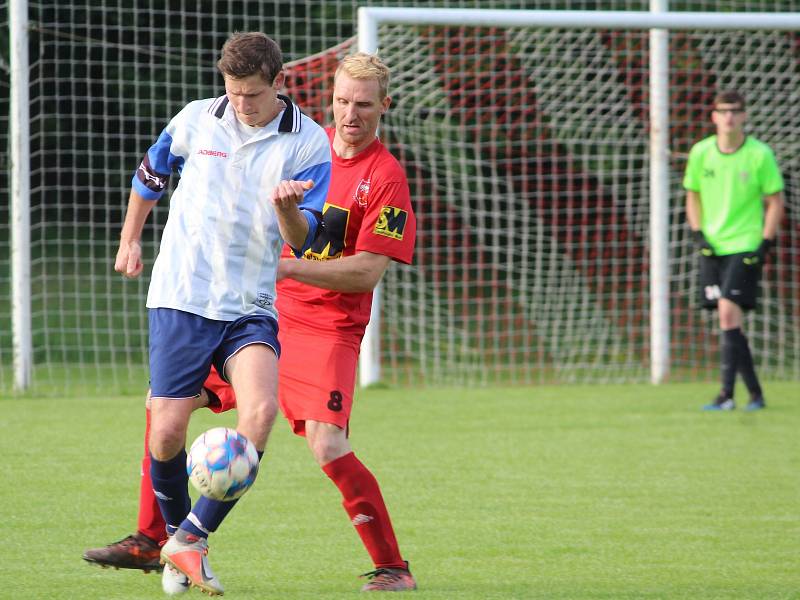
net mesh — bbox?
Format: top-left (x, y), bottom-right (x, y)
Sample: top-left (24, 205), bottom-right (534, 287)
top-left (0, 1), bottom-right (798, 392)
top-left (374, 23), bottom-right (799, 385)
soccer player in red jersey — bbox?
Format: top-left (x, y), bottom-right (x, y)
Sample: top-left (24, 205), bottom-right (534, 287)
top-left (84, 52), bottom-right (418, 593)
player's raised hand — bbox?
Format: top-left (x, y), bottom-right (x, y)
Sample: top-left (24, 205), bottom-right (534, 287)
top-left (271, 179), bottom-right (314, 211)
top-left (115, 239), bottom-right (144, 278)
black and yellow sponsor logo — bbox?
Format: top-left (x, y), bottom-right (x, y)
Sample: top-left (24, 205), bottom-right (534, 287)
top-left (373, 206), bottom-right (407, 240)
top-left (305, 202), bottom-right (349, 260)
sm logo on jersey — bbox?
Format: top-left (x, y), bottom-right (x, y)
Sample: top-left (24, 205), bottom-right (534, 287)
top-left (373, 206), bottom-right (407, 240)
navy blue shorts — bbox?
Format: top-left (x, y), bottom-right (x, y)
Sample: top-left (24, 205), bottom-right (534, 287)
top-left (148, 308), bottom-right (280, 399)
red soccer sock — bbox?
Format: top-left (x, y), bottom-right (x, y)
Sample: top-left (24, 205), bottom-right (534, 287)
top-left (322, 452), bottom-right (405, 569)
top-left (137, 407), bottom-right (168, 543)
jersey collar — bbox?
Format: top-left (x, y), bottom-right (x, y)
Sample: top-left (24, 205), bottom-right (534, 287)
top-left (277, 94), bottom-right (301, 133)
top-left (208, 94), bottom-right (301, 133)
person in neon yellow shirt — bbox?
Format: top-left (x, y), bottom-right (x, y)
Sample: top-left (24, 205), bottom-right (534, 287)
top-left (683, 90), bottom-right (785, 411)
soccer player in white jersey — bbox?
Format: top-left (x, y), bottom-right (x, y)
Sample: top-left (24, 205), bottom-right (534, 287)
top-left (112, 31), bottom-right (331, 595)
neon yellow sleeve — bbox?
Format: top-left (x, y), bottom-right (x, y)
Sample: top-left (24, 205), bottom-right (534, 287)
top-left (682, 143), bottom-right (701, 191)
top-left (759, 146), bottom-right (784, 196)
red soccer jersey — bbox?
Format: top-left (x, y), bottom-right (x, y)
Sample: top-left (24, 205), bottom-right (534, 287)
top-left (276, 128), bottom-right (416, 337)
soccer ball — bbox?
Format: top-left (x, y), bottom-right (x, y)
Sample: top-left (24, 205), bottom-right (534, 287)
top-left (187, 427), bottom-right (259, 501)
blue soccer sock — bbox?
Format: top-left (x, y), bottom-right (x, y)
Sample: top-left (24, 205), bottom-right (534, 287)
top-left (180, 496), bottom-right (238, 539)
top-left (179, 451), bottom-right (264, 539)
top-left (150, 449), bottom-right (191, 536)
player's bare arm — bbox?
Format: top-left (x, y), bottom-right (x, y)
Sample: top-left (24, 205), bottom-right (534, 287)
top-left (278, 250), bottom-right (391, 293)
top-left (685, 189), bottom-right (714, 255)
top-left (762, 191), bottom-right (784, 241)
top-left (685, 190), bottom-right (702, 231)
top-left (271, 179), bottom-right (313, 250)
top-left (115, 189), bottom-right (155, 279)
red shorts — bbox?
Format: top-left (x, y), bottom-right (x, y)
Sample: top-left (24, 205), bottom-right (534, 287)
top-left (201, 328), bottom-right (360, 437)
top-left (203, 366), bottom-right (237, 414)
top-left (277, 321), bottom-right (360, 436)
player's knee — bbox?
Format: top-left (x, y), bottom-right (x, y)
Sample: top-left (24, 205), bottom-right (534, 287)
top-left (255, 398), bottom-right (278, 426)
top-left (719, 310), bottom-right (741, 330)
top-left (149, 427), bottom-right (185, 461)
top-left (239, 399), bottom-right (277, 440)
top-left (307, 424), bottom-right (349, 465)
top-left (718, 300), bottom-right (742, 329)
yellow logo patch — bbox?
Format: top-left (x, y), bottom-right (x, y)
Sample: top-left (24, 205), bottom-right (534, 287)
top-left (373, 206), bottom-right (407, 240)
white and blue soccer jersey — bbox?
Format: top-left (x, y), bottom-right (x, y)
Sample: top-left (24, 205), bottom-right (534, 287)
top-left (133, 94), bottom-right (331, 322)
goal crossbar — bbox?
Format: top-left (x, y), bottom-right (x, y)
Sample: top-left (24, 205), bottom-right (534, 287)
top-left (359, 8), bottom-right (800, 36)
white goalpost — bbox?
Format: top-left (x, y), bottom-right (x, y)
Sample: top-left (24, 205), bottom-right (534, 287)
top-left (356, 6), bottom-right (800, 387)
top-left (9, 0), bottom-right (31, 390)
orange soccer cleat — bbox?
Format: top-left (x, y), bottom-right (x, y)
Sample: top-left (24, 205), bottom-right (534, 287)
top-left (160, 534), bottom-right (224, 596)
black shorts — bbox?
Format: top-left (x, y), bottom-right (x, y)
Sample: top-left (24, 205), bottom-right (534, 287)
top-left (698, 252), bottom-right (761, 311)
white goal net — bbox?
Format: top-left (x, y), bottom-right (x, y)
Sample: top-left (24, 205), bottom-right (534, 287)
top-left (1, 2), bottom-right (799, 393)
top-left (368, 11), bottom-right (800, 386)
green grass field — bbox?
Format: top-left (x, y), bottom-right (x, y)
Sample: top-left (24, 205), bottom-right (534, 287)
top-left (3, 381), bottom-right (799, 599)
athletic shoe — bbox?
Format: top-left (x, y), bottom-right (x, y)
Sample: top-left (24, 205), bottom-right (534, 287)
top-left (702, 395), bottom-right (735, 411)
top-left (360, 561), bottom-right (417, 592)
top-left (744, 396), bottom-right (766, 411)
top-left (162, 564), bottom-right (190, 595)
top-left (82, 532), bottom-right (163, 572)
top-left (160, 534), bottom-right (224, 596)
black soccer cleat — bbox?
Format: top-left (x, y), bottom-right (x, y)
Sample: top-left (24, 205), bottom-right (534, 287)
top-left (360, 560), bottom-right (417, 592)
top-left (744, 396), bottom-right (766, 411)
top-left (83, 532), bottom-right (163, 572)
top-left (702, 394), bottom-right (735, 411)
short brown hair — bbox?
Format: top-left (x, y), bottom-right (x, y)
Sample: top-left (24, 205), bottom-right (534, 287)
top-left (334, 52), bottom-right (391, 100)
top-left (713, 90), bottom-right (745, 110)
top-left (217, 32), bottom-right (283, 82)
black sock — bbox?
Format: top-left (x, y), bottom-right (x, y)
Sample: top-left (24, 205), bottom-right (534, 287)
top-left (720, 328), bottom-right (738, 398)
top-left (732, 328), bottom-right (762, 398)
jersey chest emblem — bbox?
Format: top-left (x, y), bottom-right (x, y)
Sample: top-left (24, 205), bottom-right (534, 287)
top-left (374, 206), bottom-right (408, 241)
top-left (354, 179), bottom-right (370, 207)
top-left (739, 170), bottom-right (750, 183)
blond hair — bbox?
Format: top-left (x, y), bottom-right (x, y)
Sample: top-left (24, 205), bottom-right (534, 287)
top-left (334, 52), bottom-right (390, 99)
